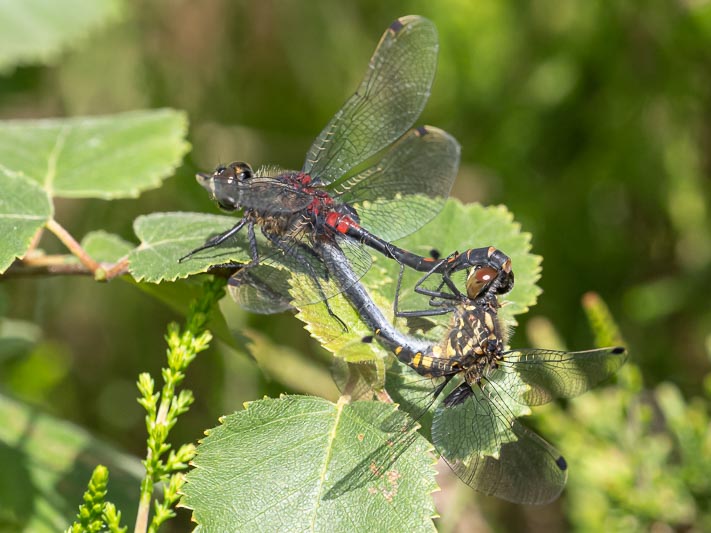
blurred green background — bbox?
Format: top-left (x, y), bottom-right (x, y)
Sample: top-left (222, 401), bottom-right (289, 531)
top-left (1, 0), bottom-right (711, 531)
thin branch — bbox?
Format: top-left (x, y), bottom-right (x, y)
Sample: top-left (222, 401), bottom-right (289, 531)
top-left (2, 254), bottom-right (130, 281)
top-left (104, 257), bottom-right (131, 280)
top-left (26, 227), bottom-right (44, 254)
top-left (19, 254), bottom-right (79, 267)
top-left (2, 219), bottom-right (132, 281)
top-left (2, 261), bottom-right (93, 278)
top-left (46, 218), bottom-right (101, 272)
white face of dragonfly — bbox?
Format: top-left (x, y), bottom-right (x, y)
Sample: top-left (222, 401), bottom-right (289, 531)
top-left (196, 161), bottom-right (254, 211)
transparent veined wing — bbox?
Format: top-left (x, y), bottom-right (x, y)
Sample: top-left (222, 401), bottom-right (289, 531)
top-left (432, 380), bottom-right (567, 505)
top-left (334, 126), bottom-right (460, 242)
top-left (499, 346), bottom-right (628, 406)
top-left (303, 16), bottom-right (438, 185)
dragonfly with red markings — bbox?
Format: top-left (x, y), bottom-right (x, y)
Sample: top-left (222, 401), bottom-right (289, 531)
top-left (181, 16), bottom-right (513, 317)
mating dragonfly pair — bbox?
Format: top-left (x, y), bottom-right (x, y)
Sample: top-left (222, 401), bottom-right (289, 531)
top-left (182, 16), bottom-right (627, 504)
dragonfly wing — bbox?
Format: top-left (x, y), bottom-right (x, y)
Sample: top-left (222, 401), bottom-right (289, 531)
top-left (336, 126), bottom-right (460, 242)
top-left (228, 263), bottom-right (295, 314)
top-left (432, 382), bottom-right (567, 505)
top-left (502, 346), bottom-right (628, 406)
top-left (228, 239), bottom-right (327, 314)
top-left (303, 16), bottom-right (438, 184)
top-left (439, 416), bottom-right (567, 505)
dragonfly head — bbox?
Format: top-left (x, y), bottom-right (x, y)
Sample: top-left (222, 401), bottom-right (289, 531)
top-left (465, 264), bottom-right (514, 300)
top-left (196, 161), bottom-right (254, 211)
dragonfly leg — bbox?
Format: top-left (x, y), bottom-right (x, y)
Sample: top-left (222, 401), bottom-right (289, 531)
top-left (207, 220), bottom-right (259, 269)
top-left (394, 259), bottom-right (462, 318)
top-left (178, 217), bottom-right (249, 262)
top-left (244, 221), bottom-right (260, 268)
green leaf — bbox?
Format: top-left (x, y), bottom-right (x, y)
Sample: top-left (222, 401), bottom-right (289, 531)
top-left (0, 0), bottom-right (123, 73)
top-left (0, 168), bottom-right (52, 274)
top-left (0, 393), bottom-right (142, 532)
top-left (129, 213), bottom-right (246, 345)
top-left (183, 396), bottom-right (437, 533)
top-left (296, 260), bottom-right (397, 363)
top-left (130, 212), bottom-right (248, 283)
top-left (0, 109), bottom-right (189, 199)
top-left (81, 231), bottom-right (133, 263)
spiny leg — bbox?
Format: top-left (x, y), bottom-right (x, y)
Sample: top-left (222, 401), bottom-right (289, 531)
top-left (179, 217), bottom-right (249, 262)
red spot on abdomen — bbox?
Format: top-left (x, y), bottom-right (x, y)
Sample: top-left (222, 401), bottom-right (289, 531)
top-left (325, 212), bottom-right (358, 234)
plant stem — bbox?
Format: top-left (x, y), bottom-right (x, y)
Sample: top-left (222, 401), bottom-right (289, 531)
top-left (133, 277), bottom-right (225, 533)
top-left (3, 261), bottom-right (92, 277)
top-left (104, 256), bottom-right (131, 279)
top-left (134, 484), bottom-right (153, 533)
top-left (46, 218), bottom-right (101, 272)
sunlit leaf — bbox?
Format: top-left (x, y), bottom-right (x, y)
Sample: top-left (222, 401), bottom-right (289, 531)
top-left (0, 0), bottom-right (123, 73)
top-left (388, 200), bottom-right (541, 321)
top-left (0, 109), bottom-right (189, 199)
top-left (129, 212), bottom-right (250, 283)
top-left (81, 230), bottom-right (133, 263)
top-left (295, 261), bottom-right (396, 363)
top-left (182, 396), bottom-right (437, 533)
top-left (0, 168), bottom-right (52, 274)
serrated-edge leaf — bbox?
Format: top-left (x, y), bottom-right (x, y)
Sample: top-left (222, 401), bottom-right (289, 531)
top-left (295, 261), bottom-right (396, 363)
top-left (0, 167), bottom-right (52, 273)
top-left (183, 395), bottom-right (437, 533)
top-left (389, 200), bottom-right (542, 321)
top-left (0, 109), bottom-right (189, 199)
top-left (129, 211), bottom-right (250, 283)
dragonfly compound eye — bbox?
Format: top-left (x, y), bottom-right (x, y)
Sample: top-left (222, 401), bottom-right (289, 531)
top-left (228, 162), bottom-right (254, 182)
top-left (465, 266), bottom-right (497, 298)
top-left (496, 270), bottom-right (515, 295)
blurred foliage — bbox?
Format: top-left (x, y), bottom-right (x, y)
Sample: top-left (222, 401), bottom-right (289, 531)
top-left (1, 0), bottom-right (711, 531)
